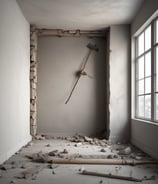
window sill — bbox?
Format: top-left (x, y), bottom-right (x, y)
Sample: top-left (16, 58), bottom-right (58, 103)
top-left (131, 118), bottom-right (158, 126)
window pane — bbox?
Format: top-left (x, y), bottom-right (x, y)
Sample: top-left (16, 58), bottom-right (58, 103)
top-left (156, 47), bottom-right (158, 92)
top-left (156, 20), bottom-right (158, 43)
top-left (145, 95), bottom-right (151, 119)
top-left (138, 32), bottom-right (144, 56)
top-left (138, 96), bottom-right (144, 117)
top-left (138, 56), bottom-right (144, 79)
top-left (138, 80), bottom-right (144, 95)
top-left (145, 26), bottom-right (151, 51)
top-left (156, 94), bottom-right (158, 120)
top-left (145, 77), bottom-right (151, 94)
top-left (145, 52), bottom-right (151, 77)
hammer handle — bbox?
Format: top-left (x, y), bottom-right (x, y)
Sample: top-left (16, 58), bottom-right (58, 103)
top-left (65, 75), bottom-right (81, 104)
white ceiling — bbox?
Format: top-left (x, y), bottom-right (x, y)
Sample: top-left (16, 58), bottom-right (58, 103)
top-left (17, 0), bottom-right (144, 30)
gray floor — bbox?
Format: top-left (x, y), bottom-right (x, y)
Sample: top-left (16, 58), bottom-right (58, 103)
top-left (0, 138), bottom-right (158, 184)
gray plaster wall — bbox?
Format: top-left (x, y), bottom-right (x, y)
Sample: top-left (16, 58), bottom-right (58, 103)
top-left (109, 25), bottom-right (131, 142)
top-left (131, 0), bottom-right (158, 35)
top-left (0, 0), bottom-right (31, 164)
top-left (131, 0), bottom-right (158, 160)
top-left (37, 37), bottom-right (107, 136)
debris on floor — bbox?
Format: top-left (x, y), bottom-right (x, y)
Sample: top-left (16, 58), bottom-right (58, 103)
top-left (100, 148), bottom-right (106, 152)
top-left (27, 152), bottom-right (50, 163)
top-left (17, 165), bottom-right (45, 179)
top-left (35, 135), bottom-right (46, 140)
top-left (0, 135), bottom-right (158, 184)
top-left (118, 146), bottom-right (132, 155)
top-left (41, 133), bottom-right (108, 146)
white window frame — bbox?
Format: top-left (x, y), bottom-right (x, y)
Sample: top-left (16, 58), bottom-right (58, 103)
top-left (134, 17), bottom-right (158, 123)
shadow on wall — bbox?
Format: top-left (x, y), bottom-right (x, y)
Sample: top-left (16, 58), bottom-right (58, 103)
top-left (93, 39), bottom-right (107, 137)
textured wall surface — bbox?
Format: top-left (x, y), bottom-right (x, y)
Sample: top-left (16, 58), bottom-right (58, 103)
top-left (37, 37), bottom-right (107, 136)
top-left (109, 25), bottom-right (130, 142)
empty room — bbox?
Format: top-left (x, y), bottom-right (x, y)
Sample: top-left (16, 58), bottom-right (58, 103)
top-left (0, 0), bottom-right (158, 183)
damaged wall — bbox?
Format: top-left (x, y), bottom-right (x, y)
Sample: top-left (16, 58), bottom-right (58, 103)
top-left (0, 0), bottom-right (31, 164)
top-left (109, 25), bottom-right (131, 143)
top-left (37, 37), bottom-right (107, 136)
top-left (131, 0), bottom-right (158, 160)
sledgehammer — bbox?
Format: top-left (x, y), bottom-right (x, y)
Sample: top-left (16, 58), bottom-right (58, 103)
top-left (65, 43), bottom-right (99, 104)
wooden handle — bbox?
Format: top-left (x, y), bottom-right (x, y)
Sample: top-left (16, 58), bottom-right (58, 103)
top-left (81, 170), bottom-right (142, 182)
top-left (49, 158), bottom-right (158, 165)
top-left (65, 75), bottom-right (81, 104)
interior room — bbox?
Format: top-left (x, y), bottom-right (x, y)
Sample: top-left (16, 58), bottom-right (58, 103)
top-left (0, 0), bottom-right (158, 183)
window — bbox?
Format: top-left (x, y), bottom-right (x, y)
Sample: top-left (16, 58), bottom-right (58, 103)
top-left (135, 18), bottom-right (158, 122)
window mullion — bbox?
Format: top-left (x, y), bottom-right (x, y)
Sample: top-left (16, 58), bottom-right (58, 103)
top-left (135, 38), bottom-right (138, 118)
top-left (151, 20), bottom-right (155, 121)
top-left (144, 32), bottom-right (145, 118)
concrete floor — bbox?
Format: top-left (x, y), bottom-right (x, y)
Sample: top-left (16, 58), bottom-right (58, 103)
top-left (0, 138), bottom-right (158, 184)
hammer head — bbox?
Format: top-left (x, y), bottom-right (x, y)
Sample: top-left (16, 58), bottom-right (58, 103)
top-left (87, 43), bottom-right (99, 52)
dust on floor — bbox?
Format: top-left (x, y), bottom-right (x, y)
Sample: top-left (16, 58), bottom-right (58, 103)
top-left (0, 135), bottom-right (158, 184)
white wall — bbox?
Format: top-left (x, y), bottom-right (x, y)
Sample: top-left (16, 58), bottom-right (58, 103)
top-left (109, 25), bottom-right (130, 142)
top-left (131, 119), bottom-right (158, 159)
top-left (131, 0), bottom-right (158, 160)
top-left (0, 0), bottom-right (31, 164)
top-left (37, 37), bottom-right (107, 136)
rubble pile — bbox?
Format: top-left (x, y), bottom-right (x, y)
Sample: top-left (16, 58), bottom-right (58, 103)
top-left (39, 133), bottom-right (109, 147)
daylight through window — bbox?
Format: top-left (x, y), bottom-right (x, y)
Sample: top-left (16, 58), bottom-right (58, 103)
top-left (135, 18), bottom-right (158, 122)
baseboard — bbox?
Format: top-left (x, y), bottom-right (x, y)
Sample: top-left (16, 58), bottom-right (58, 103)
top-left (131, 137), bottom-right (158, 160)
top-left (0, 135), bottom-right (32, 164)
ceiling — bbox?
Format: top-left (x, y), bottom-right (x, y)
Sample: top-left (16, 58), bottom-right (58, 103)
top-left (17, 0), bottom-right (144, 30)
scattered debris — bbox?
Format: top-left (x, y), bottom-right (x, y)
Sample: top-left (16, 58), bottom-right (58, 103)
top-left (48, 164), bottom-right (59, 169)
top-left (20, 164), bottom-right (26, 169)
top-left (99, 179), bottom-right (103, 183)
top-left (0, 165), bottom-right (9, 170)
top-left (42, 135), bottom-right (55, 140)
top-left (107, 154), bottom-right (115, 159)
top-left (84, 136), bottom-right (93, 142)
top-left (29, 152), bottom-right (50, 163)
top-left (118, 147), bottom-right (132, 155)
top-left (62, 149), bottom-right (68, 154)
top-left (100, 148), bottom-right (106, 152)
top-left (35, 135), bottom-right (46, 140)
top-left (80, 170), bottom-right (142, 182)
top-left (45, 144), bottom-right (51, 147)
top-left (52, 170), bottom-right (56, 174)
top-left (74, 143), bottom-right (82, 147)
top-left (63, 134), bottom-right (108, 146)
top-left (28, 142), bottom-right (33, 146)
top-left (10, 161), bottom-right (16, 165)
top-left (32, 176), bottom-right (37, 180)
top-left (10, 180), bottom-right (16, 183)
top-left (48, 150), bottom-right (59, 156)
top-left (143, 175), bottom-right (156, 181)
top-left (17, 165), bottom-right (44, 179)
top-left (113, 154), bottom-right (119, 159)
top-left (135, 156), bottom-right (143, 160)
top-left (78, 167), bottom-right (85, 172)
top-left (15, 151), bottom-right (20, 155)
